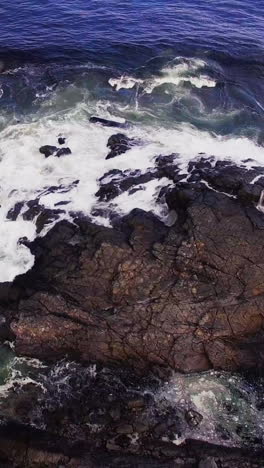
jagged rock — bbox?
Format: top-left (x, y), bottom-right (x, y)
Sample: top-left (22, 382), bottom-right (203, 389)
top-left (96, 169), bottom-right (157, 201)
top-left (22, 199), bottom-right (43, 221)
top-left (3, 163), bottom-right (264, 378)
top-left (4, 163), bottom-right (264, 373)
top-left (21, 199), bottom-right (64, 233)
top-left (106, 133), bottom-right (136, 159)
top-left (35, 208), bottom-right (64, 234)
top-left (96, 152), bottom-right (185, 203)
top-left (187, 158), bottom-right (264, 196)
top-left (58, 136), bottom-right (66, 145)
top-left (185, 409), bottom-right (203, 428)
top-left (6, 201), bottom-right (24, 221)
top-left (5, 176), bottom-right (263, 373)
top-left (155, 153), bottom-right (186, 183)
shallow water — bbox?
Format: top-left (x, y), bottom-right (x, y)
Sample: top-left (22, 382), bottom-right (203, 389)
top-left (0, 344), bottom-right (263, 448)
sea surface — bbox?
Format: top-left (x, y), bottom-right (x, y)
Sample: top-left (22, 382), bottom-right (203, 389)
top-left (0, 0), bottom-right (264, 451)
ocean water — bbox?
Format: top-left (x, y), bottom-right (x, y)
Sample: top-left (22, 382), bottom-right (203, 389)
top-left (0, 0), bottom-right (264, 451)
top-left (0, 0), bottom-right (263, 281)
top-left (0, 342), bottom-right (263, 449)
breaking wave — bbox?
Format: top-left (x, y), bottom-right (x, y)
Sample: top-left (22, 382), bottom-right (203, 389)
top-left (0, 55), bottom-right (263, 281)
top-left (109, 57), bottom-right (217, 92)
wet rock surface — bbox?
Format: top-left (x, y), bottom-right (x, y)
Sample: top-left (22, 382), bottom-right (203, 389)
top-left (58, 136), bottom-right (66, 145)
top-left (106, 133), bottom-right (138, 159)
top-left (0, 421), bottom-right (263, 467)
top-left (0, 358), bottom-right (263, 467)
top-left (96, 168), bottom-right (158, 201)
top-left (1, 156), bottom-right (264, 466)
top-left (39, 145), bottom-right (72, 158)
top-left (39, 145), bottom-right (58, 157)
top-left (89, 116), bottom-right (131, 128)
top-left (8, 160), bottom-right (264, 373)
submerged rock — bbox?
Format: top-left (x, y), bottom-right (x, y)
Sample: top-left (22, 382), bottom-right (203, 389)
top-left (185, 409), bottom-right (203, 428)
top-left (89, 116), bottom-right (131, 128)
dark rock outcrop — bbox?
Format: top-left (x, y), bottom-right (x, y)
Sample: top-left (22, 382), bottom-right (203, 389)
top-left (5, 162), bottom-right (264, 373)
top-left (96, 168), bottom-right (157, 201)
top-left (106, 133), bottom-right (136, 159)
top-left (22, 199), bottom-right (64, 234)
top-left (58, 136), bottom-right (66, 145)
top-left (1, 159), bottom-right (264, 466)
top-left (95, 153), bottom-right (185, 203)
top-left (39, 145), bottom-right (72, 158)
top-left (56, 147), bottom-right (72, 157)
top-left (90, 116), bottom-right (131, 129)
top-left (1, 421), bottom-right (263, 467)
top-left (6, 201), bottom-right (24, 221)
top-left (39, 145), bottom-right (58, 157)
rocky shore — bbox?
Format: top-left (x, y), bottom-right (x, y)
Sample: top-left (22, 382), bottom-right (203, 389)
top-left (0, 128), bottom-right (264, 466)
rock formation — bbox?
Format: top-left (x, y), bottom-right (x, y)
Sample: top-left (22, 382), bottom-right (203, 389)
top-left (8, 160), bottom-right (264, 373)
top-left (1, 154), bottom-right (264, 466)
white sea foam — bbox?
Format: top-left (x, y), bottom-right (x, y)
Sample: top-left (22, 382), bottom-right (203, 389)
top-left (109, 57), bottom-right (216, 93)
top-left (155, 371), bottom-right (264, 447)
top-left (0, 356), bottom-right (46, 398)
top-left (0, 85), bottom-right (263, 282)
top-left (109, 76), bottom-right (144, 90)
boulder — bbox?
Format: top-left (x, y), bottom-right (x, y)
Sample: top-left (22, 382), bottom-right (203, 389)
top-left (39, 145), bottom-right (58, 158)
top-left (58, 136), bottom-right (66, 145)
top-left (56, 147), bottom-right (72, 157)
top-left (39, 145), bottom-right (72, 158)
top-left (106, 133), bottom-right (135, 159)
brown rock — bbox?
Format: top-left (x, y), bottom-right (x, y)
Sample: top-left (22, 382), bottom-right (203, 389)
top-left (6, 165), bottom-right (264, 374)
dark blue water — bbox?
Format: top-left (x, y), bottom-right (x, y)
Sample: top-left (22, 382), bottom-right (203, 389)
top-left (1, 0), bottom-right (264, 66)
top-left (0, 1), bottom-right (263, 151)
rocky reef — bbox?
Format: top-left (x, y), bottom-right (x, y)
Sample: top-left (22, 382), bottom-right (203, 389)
top-left (0, 132), bottom-right (264, 466)
top-left (8, 159), bottom-right (264, 373)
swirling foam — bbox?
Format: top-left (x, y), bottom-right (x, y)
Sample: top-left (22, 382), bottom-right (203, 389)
top-left (0, 57), bottom-right (263, 282)
top-left (109, 58), bottom-right (216, 93)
